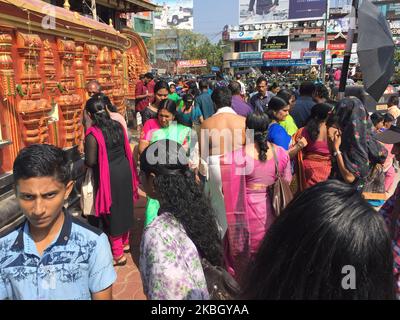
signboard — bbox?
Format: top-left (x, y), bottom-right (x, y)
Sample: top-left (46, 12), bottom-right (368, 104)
top-left (154, 0), bottom-right (193, 30)
top-left (376, 2), bottom-right (400, 20)
top-left (177, 59), bottom-right (207, 68)
top-left (327, 18), bottom-right (350, 33)
top-left (231, 59), bottom-right (264, 68)
top-left (302, 51), bottom-right (322, 59)
top-left (264, 59), bottom-right (311, 67)
top-left (328, 43), bottom-right (346, 50)
top-left (239, 0), bottom-right (327, 24)
top-left (230, 30), bottom-right (264, 41)
top-left (263, 51), bottom-right (292, 60)
top-left (211, 66), bottom-right (221, 72)
top-left (262, 36), bottom-right (289, 50)
top-left (240, 52), bottom-right (262, 59)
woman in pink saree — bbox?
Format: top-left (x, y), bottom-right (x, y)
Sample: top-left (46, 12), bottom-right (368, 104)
top-left (220, 112), bottom-right (292, 282)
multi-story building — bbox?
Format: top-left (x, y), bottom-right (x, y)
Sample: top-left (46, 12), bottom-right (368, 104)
top-left (132, 10), bottom-right (156, 63)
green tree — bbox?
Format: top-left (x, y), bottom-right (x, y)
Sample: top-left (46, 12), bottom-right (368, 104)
top-left (150, 28), bottom-right (224, 74)
top-left (180, 31), bottom-right (224, 73)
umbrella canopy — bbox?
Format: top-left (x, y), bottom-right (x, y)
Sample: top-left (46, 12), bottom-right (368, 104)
top-left (357, 0), bottom-right (395, 102)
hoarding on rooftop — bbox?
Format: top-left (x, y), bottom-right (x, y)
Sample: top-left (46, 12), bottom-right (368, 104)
top-left (239, 0), bottom-right (327, 25)
top-left (154, 0), bottom-right (193, 30)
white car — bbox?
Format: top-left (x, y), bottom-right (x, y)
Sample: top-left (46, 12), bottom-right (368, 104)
top-left (168, 7), bottom-right (191, 26)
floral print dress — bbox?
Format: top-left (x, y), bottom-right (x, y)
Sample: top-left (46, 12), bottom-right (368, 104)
top-left (139, 212), bottom-right (209, 300)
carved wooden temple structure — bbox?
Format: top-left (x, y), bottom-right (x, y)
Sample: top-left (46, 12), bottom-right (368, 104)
top-left (0, 0), bottom-right (157, 231)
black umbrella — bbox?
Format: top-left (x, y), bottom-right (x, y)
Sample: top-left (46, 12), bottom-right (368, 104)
top-left (357, 0), bottom-right (395, 102)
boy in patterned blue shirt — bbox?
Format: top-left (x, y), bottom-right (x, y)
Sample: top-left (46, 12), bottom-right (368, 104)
top-left (0, 144), bottom-right (116, 300)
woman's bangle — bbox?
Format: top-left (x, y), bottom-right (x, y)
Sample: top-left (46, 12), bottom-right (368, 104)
top-left (296, 141), bottom-right (304, 149)
top-left (333, 150), bottom-right (342, 157)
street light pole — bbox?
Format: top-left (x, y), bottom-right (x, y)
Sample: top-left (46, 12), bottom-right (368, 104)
top-left (321, 0), bottom-right (330, 83)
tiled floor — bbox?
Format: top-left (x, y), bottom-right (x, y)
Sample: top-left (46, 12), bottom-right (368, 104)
top-left (112, 188), bottom-right (147, 300)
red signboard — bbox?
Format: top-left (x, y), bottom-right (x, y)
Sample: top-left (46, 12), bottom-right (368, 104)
top-left (177, 59), bottom-right (207, 68)
top-left (328, 43), bottom-right (346, 50)
top-left (263, 51), bottom-right (292, 60)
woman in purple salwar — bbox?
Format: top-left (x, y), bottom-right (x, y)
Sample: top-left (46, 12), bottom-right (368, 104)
top-left (139, 139), bottom-right (222, 300)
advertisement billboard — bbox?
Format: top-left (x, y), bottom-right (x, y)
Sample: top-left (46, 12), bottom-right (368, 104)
top-left (261, 35), bottom-right (289, 50)
top-left (230, 30), bottom-right (264, 41)
top-left (177, 59), bottom-right (207, 68)
top-left (377, 2), bottom-right (400, 20)
top-left (154, 0), bottom-right (193, 30)
top-left (239, 0), bottom-right (327, 25)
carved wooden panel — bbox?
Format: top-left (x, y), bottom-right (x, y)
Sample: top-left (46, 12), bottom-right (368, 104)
top-left (56, 39), bottom-right (82, 148)
top-left (0, 33), bottom-right (15, 96)
top-left (43, 39), bottom-right (57, 97)
top-left (0, 19), bottom-right (150, 174)
top-left (15, 32), bottom-right (51, 146)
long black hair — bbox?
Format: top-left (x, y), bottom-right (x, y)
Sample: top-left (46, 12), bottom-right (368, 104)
top-left (158, 98), bottom-right (177, 115)
top-left (266, 96), bottom-right (288, 121)
top-left (246, 112), bottom-right (270, 161)
top-left (158, 99), bottom-right (188, 127)
top-left (140, 139), bottom-right (223, 266)
top-left (85, 93), bottom-right (123, 147)
top-left (276, 89), bottom-right (295, 105)
top-left (154, 80), bottom-right (170, 103)
top-left (305, 103), bottom-right (333, 142)
top-left (241, 180), bottom-right (395, 300)
top-left (370, 112), bottom-right (384, 127)
top-left (182, 92), bottom-right (195, 112)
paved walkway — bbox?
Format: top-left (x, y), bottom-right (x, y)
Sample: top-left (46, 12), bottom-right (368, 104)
top-left (112, 188), bottom-right (147, 300)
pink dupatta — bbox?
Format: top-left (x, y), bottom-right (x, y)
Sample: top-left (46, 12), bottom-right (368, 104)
top-left (86, 125), bottom-right (139, 217)
top-left (220, 148), bottom-right (251, 281)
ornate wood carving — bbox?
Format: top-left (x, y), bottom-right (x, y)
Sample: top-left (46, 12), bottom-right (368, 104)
top-left (56, 39), bottom-right (82, 148)
top-left (43, 39), bottom-right (57, 96)
top-left (111, 49), bottom-right (125, 115)
top-left (0, 8), bottom-right (151, 174)
top-left (0, 31), bottom-right (19, 172)
top-left (0, 33), bottom-right (15, 96)
top-left (98, 46), bottom-right (114, 98)
top-left (16, 32), bottom-right (51, 146)
top-left (84, 44), bottom-right (99, 81)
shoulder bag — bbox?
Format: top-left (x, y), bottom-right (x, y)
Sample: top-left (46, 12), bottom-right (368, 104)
top-left (269, 144), bottom-right (294, 217)
top-left (362, 163), bottom-right (386, 200)
top-left (201, 258), bottom-right (241, 300)
top-left (80, 167), bottom-right (96, 216)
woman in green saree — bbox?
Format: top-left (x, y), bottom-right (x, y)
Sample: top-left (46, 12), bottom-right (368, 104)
top-left (138, 99), bottom-right (197, 226)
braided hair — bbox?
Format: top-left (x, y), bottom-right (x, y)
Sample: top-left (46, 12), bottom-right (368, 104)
top-left (246, 112), bottom-right (270, 161)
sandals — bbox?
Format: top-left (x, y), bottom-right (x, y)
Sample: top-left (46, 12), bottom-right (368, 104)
top-left (113, 255), bottom-right (127, 267)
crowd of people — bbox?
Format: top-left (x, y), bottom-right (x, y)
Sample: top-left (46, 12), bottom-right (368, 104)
top-left (1, 72), bottom-right (400, 301)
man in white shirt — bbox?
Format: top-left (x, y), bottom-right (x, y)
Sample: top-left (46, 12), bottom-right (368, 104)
top-left (235, 74), bottom-right (246, 98)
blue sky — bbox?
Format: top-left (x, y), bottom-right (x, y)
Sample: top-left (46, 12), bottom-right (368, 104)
top-left (193, 0), bottom-right (239, 43)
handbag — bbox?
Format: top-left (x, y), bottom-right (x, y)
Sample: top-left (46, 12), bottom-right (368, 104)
top-left (269, 144), bottom-right (294, 217)
top-left (80, 167), bottom-right (96, 216)
top-left (201, 258), bottom-right (240, 300)
top-left (361, 164), bottom-right (386, 200)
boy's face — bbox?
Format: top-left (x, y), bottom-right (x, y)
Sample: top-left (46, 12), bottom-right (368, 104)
top-left (15, 177), bottom-right (73, 230)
